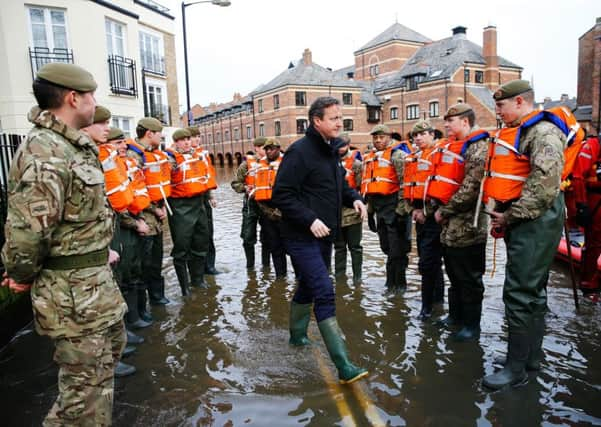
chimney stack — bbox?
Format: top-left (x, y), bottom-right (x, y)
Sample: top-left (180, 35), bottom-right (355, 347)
top-left (303, 48), bottom-right (312, 66)
top-left (483, 25), bottom-right (499, 91)
top-left (560, 93), bottom-right (569, 102)
top-left (452, 26), bottom-right (467, 37)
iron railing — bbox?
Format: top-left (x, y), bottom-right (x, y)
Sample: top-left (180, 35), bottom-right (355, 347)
top-left (108, 55), bottom-right (138, 97)
top-left (29, 47), bottom-right (74, 80)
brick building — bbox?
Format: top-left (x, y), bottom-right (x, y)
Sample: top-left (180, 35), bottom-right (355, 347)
top-left (188, 23), bottom-right (522, 165)
top-left (576, 17), bottom-right (601, 135)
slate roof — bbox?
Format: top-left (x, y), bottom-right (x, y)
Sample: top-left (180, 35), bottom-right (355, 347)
top-left (356, 22), bottom-right (431, 52)
top-left (467, 85), bottom-right (496, 111)
top-left (537, 97), bottom-right (578, 111)
top-left (573, 105), bottom-right (592, 122)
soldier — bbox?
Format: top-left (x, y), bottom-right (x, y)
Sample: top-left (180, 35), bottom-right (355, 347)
top-left (165, 129), bottom-right (210, 295)
top-left (362, 124), bottom-right (412, 295)
top-left (405, 120), bottom-right (445, 320)
top-left (431, 105), bottom-right (489, 341)
top-left (482, 80), bottom-right (565, 390)
top-left (334, 133), bottom-right (364, 284)
top-left (231, 137), bottom-right (268, 269)
top-left (127, 118), bottom-right (171, 314)
top-left (1, 63), bottom-right (127, 425)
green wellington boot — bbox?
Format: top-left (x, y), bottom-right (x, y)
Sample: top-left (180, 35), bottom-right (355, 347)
top-left (189, 256), bottom-right (208, 289)
top-left (526, 315), bottom-right (545, 371)
top-left (318, 317), bottom-right (368, 384)
top-left (174, 262), bottom-right (190, 297)
top-left (482, 329), bottom-right (529, 390)
top-left (244, 244), bottom-right (255, 269)
top-left (289, 302), bottom-right (312, 346)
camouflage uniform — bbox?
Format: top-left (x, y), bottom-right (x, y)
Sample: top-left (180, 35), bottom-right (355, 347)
top-left (436, 129), bottom-right (489, 329)
top-left (1, 107), bottom-right (127, 426)
top-left (334, 150), bottom-right (363, 280)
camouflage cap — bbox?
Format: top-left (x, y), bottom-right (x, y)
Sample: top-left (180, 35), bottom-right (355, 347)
top-left (253, 136), bottom-right (267, 147)
top-left (172, 128), bottom-right (191, 141)
top-left (444, 103), bottom-right (473, 120)
top-left (36, 62), bottom-right (97, 92)
top-left (186, 126), bottom-right (200, 136)
top-left (107, 127), bottom-right (124, 141)
top-left (493, 80), bottom-right (533, 101)
top-left (370, 124), bottom-right (391, 135)
top-left (137, 117), bottom-right (163, 132)
top-left (93, 106), bottom-right (111, 124)
top-left (411, 120), bottom-right (433, 136)
top-left (263, 138), bottom-right (281, 148)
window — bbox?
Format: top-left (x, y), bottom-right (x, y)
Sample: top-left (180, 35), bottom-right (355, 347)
top-left (259, 123), bottom-right (265, 137)
top-left (475, 70), bottom-right (484, 84)
top-left (224, 130), bottom-right (229, 141)
top-left (296, 119), bottom-right (308, 134)
top-left (369, 64), bottom-right (379, 77)
top-left (429, 102), bottom-right (439, 118)
top-left (367, 107), bottom-right (380, 123)
top-left (29, 7), bottom-right (68, 51)
top-left (343, 93), bottom-right (353, 105)
top-left (139, 31), bottom-right (164, 74)
top-left (390, 107), bottom-right (398, 120)
top-left (406, 105), bottom-right (419, 120)
top-left (234, 127), bottom-right (240, 140)
top-left (464, 69), bottom-right (470, 83)
top-left (145, 81), bottom-right (167, 123)
top-left (258, 99), bottom-right (263, 113)
top-left (246, 125), bottom-right (252, 139)
top-left (105, 18), bottom-right (126, 57)
top-left (295, 91), bottom-right (306, 106)
top-left (275, 121), bottom-right (281, 136)
top-left (216, 132), bottom-right (221, 143)
top-left (343, 119), bottom-right (353, 132)
top-left (407, 75), bottom-right (420, 91)
top-left (111, 116), bottom-right (132, 137)
top-left (273, 94), bottom-right (280, 110)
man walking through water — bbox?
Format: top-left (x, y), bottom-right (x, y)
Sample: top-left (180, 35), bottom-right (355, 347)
top-left (271, 96), bottom-right (369, 384)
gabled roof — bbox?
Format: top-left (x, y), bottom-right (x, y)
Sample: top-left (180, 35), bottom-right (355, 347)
top-left (467, 85), bottom-right (496, 111)
top-left (356, 22), bottom-right (431, 53)
top-left (573, 105), bottom-right (592, 122)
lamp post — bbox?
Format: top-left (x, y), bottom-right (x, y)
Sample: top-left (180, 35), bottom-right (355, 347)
top-left (182, 0), bottom-right (231, 125)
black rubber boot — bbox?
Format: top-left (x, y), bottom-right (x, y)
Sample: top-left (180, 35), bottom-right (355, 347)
top-left (289, 302), bottom-right (312, 346)
top-left (452, 303), bottom-right (481, 342)
top-left (273, 252), bottom-right (287, 279)
top-left (526, 315), bottom-right (545, 371)
top-left (137, 285), bottom-right (153, 323)
top-left (482, 329), bottom-right (529, 390)
top-left (351, 254), bottom-right (362, 284)
top-left (433, 269), bottom-right (445, 305)
top-left (244, 244), bottom-right (255, 269)
top-left (126, 287), bottom-right (151, 329)
top-left (261, 244), bottom-right (270, 268)
top-left (418, 274), bottom-right (436, 320)
top-left (438, 285), bottom-right (461, 328)
top-left (189, 256), bottom-right (208, 289)
top-left (149, 279), bottom-right (169, 305)
top-left (174, 261), bottom-right (190, 297)
top-left (122, 345), bottom-right (137, 358)
top-left (115, 361), bottom-right (136, 378)
top-left (127, 329), bottom-right (144, 345)
top-left (393, 264), bottom-right (407, 295)
top-left (334, 244), bottom-right (347, 278)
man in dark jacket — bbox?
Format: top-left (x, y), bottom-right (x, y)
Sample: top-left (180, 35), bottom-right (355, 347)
top-left (271, 96), bottom-right (368, 384)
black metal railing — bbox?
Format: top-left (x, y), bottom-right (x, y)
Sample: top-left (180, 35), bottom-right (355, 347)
top-left (108, 55), bottom-right (138, 97)
top-left (147, 103), bottom-right (171, 126)
top-left (0, 134), bottom-right (25, 250)
top-left (29, 47), bottom-right (74, 80)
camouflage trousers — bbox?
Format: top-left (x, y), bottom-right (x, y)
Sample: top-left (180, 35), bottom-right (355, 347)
top-left (43, 320), bottom-right (126, 427)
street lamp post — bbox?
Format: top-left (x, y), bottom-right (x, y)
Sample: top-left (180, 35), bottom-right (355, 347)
top-left (182, 0), bottom-right (231, 125)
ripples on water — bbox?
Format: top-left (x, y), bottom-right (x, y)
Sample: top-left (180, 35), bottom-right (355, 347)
top-left (0, 166), bottom-right (600, 426)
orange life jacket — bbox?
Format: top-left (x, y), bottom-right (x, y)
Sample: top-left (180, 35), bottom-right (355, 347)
top-left (403, 143), bottom-right (439, 202)
top-left (361, 145), bottom-right (406, 196)
top-left (123, 157), bottom-right (151, 215)
top-left (194, 148), bottom-right (218, 191)
top-left (244, 155), bottom-right (259, 189)
top-left (127, 140), bottom-right (172, 203)
top-left (165, 149), bottom-right (209, 198)
top-left (98, 144), bottom-right (134, 213)
top-left (253, 154), bottom-right (283, 201)
top-left (342, 149), bottom-right (362, 189)
top-left (426, 130), bottom-right (489, 205)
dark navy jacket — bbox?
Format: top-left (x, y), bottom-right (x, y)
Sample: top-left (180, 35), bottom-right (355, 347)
top-left (271, 126), bottom-right (361, 242)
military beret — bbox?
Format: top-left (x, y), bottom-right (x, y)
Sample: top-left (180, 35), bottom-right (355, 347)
top-left (36, 62), bottom-right (97, 92)
top-left (186, 126), bottom-right (200, 136)
top-left (411, 120), bottom-right (433, 136)
top-left (93, 106), bottom-right (111, 124)
top-left (263, 138), bottom-right (281, 148)
top-left (172, 128), bottom-right (191, 141)
top-left (370, 124), bottom-right (391, 135)
top-left (107, 127), bottom-right (124, 141)
top-left (493, 80), bottom-right (533, 101)
top-left (137, 117), bottom-right (163, 132)
top-left (444, 103), bottom-right (473, 120)
top-left (253, 136), bottom-right (267, 146)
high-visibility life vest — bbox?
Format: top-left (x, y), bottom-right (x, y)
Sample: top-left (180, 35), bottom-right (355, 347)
top-left (244, 155), bottom-right (259, 189)
top-left (165, 149), bottom-right (209, 198)
top-left (342, 149), bottom-right (362, 189)
top-left (253, 154), bottom-right (282, 201)
top-left (426, 130), bottom-right (489, 205)
top-left (123, 157), bottom-right (151, 215)
top-left (361, 144), bottom-right (408, 196)
top-left (402, 143), bottom-right (439, 203)
top-left (194, 147), bottom-right (218, 191)
top-left (98, 144), bottom-right (134, 212)
top-left (578, 137), bottom-right (601, 185)
top-left (127, 140), bottom-right (172, 202)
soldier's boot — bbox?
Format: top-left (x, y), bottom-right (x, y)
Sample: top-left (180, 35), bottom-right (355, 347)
top-left (126, 329), bottom-right (144, 345)
top-left (452, 303), bottom-right (481, 342)
top-left (482, 329), bottom-right (529, 390)
top-left (289, 301), bottom-right (312, 346)
top-left (418, 274), bottom-right (435, 320)
top-left (149, 279), bottom-right (169, 306)
top-left (125, 287), bottom-right (152, 329)
top-left (334, 247), bottom-right (347, 278)
top-left (273, 252), bottom-right (287, 279)
top-left (189, 256), bottom-right (208, 289)
top-left (433, 269), bottom-right (445, 305)
top-left (261, 245), bottom-right (270, 268)
top-left (114, 361), bottom-right (136, 378)
top-left (318, 317), bottom-right (368, 384)
top-left (122, 346), bottom-right (137, 358)
top-left (437, 285), bottom-right (461, 328)
top-left (244, 244), bottom-right (255, 269)
top-left (174, 261), bottom-right (190, 297)
top-left (137, 285), bottom-right (153, 323)
top-left (392, 264), bottom-right (407, 295)
top-left (350, 253), bottom-right (362, 285)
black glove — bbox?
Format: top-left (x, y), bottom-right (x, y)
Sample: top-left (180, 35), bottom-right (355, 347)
top-left (368, 213), bottom-right (377, 233)
top-left (575, 203), bottom-right (592, 228)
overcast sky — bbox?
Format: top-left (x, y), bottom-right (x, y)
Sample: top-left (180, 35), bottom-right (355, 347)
top-left (165, 0), bottom-right (600, 112)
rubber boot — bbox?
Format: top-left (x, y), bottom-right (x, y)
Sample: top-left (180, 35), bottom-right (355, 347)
top-left (174, 261), bottom-right (190, 297)
top-left (122, 345), bottom-right (136, 358)
top-left (482, 329), bottom-right (529, 390)
top-left (114, 361), bottom-right (136, 378)
top-left (334, 244), bottom-right (347, 278)
top-left (437, 285), bottom-right (461, 328)
top-left (433, 269), bottom-right (444, 305)
top-left (137, 285), bottom-right (153, 323)
top-left (125, 287), bottom-right (152, 329)
top-left (289, 302), bottom-right (312, 346)
top-left (526, 315), bottom-right (545, 371)
top-left (392, 263), bottom-right (407, 295)
top-left (351, 253), bottom-right (362, 285)
top-left (273, 252), bottom-right (287, 279)
top-left (189, 256), bottom-right (208, 289)
top-left (149, 279), bottom-right (169, 305)
top-left (317, 317), bottom-right (368, 384)
top-left (127, 329), bottom-right (144, 345)
top-left (261, 244), bottom-right (270, 268)
top-left (418, 274), bottom-right (435, 320)
top-left (452, 303), bottom-right (481, 342)
top-left (244, 244), bottom-right (255, 269)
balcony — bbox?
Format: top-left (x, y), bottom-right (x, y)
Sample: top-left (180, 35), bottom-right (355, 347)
top-left (29, 47), bottom-right (74, 80)
top-left (146, 103), bottom-right (171, 126)
top-left (108, 55), bottom-right (137, 97)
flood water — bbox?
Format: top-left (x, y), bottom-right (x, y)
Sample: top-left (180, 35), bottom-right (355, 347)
top-left (1, 166), bottom-right (600, 426)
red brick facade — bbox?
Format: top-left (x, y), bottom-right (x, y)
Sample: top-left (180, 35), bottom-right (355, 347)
top-left (577, 18), bottom-right (601, 134)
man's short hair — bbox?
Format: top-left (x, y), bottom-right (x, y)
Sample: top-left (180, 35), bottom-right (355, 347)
top-left (136, 125), bottom-right (149, 139)
top-left (308, 96), bottom-right (340, 125)
top-left (32, 78), bottom-right (71, 110)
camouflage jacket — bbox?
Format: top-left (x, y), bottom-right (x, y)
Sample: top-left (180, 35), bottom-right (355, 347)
top-left (341, 150), bottom-right (363, 227)
top-left (231, 160), bottom-right (250, 194)
top-left (1, 107), bottom-right (126, 339)
top-left (502, 120), bottom-right (566, 226)
top-left (437, 133), bottom-right (489, 247)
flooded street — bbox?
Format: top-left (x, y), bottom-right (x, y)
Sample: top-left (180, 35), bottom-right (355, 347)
top-left (1, 166), bottom-right (601, 426)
